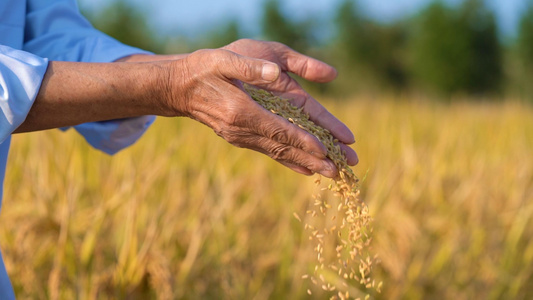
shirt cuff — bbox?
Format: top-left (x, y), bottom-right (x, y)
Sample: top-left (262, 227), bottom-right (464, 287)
top-left (0, 45), bottom-right (48, 143)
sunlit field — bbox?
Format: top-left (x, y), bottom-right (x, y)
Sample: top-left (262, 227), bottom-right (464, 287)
top-left (3, 97), bottom-right (533, 299)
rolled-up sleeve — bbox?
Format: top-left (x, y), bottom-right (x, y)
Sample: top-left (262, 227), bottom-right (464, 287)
top-left (22, 0), bottom-right (155, 154)
top-left (0, 45), bottom-right (48, 143)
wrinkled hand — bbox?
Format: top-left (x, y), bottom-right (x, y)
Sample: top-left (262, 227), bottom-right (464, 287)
top-left (166, 42), bottom-right (357, 178)
top-left (223, 39), bottom-right (357, 163)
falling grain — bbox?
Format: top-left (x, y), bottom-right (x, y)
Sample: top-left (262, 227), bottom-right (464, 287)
top-left (245, 85), bottom-right (381, 299)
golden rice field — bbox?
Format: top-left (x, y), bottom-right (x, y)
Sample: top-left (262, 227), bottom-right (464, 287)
top-left (3, 97), bottom-right (533, 300)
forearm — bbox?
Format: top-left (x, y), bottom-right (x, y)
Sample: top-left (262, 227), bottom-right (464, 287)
top-left (14, 60), bottom-right (171, 133)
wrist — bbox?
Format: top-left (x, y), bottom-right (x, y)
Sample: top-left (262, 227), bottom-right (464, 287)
top-left (154, 59), bottom-right (189, 117)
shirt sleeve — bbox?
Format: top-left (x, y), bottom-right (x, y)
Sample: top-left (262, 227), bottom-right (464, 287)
top-left (22, 0), bottom-right (156, 154)
top-left (0, 45), bottom-right (48, 144)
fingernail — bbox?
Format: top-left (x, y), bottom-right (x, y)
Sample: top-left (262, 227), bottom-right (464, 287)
top-left (262, 63), bottom-right (280, 81)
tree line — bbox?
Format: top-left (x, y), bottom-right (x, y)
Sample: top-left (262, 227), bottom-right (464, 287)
top-left (83, 0), bottom-right (533, 101)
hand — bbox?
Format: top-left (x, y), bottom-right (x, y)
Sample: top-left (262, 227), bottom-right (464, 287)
top-left (166, 46), bottom-right (354, 178)
top-left (223, 39), bottom-right (358, 166)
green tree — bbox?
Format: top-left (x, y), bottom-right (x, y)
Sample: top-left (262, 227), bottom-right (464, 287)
top-left (409, 0), bottom-right (502, 96)
top-left (335, 0), bottom-right (368, 65)
top-left (262, 0), bottom-right (309, 52)
top-left (409, 2), bottom-right (470, 94)
top-left (203, 20), bottom-right (241, 48)
top-left (332, 0), bottom-right (408, 93)
top-left (517, 2), bottom-right (533, 72)
top-left (512, 1), bottom-right (533, 99)
top-left (458, 0), bottom-right (502, 93)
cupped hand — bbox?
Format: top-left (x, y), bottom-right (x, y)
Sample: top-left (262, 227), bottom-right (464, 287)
top-left (166, 46), bottom-right (355, 178)
top-left (223, 39), bottom-right (358, 166)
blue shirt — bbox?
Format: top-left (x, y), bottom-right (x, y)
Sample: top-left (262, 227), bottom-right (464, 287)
top-left (0, 0), bottom-right (155, 297)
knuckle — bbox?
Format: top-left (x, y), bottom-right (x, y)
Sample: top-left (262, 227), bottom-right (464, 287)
top-left (218, 49), bottom-right (256, 81)
top-left (268, 126), bottom-right (290, 144)
top-left (304, 159), bottom-right (323, 173)
top-left (233, 57), bottom-right (259, 82)
top-left (215, 125), bottom-right (248, 147)
top-left (300, 59), bottom-right (310, 77)
top-left (270, 144), bottom-right (291, 161)
top-left (239, 60), bottom-right (254, 80)
top-left (190, 48), bottom-right (215, 61)
top-left (189, 49), bottom-right (219, 74)
top-left (216, 128), bottom-right (238, 144)
top-left (303, 134), bottom-right (323, 153)
top-left (272, 41), bottom-right (291, 56)
top-left (215, 48), bottom-right (235, 61)
top-left (195, 48), bottom-right (233, 71)
top-left (224, 105), bottom-right (246, 126)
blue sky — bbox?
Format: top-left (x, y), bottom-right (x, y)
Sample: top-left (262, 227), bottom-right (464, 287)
top-left (78, 0), bottom-right (528, 39)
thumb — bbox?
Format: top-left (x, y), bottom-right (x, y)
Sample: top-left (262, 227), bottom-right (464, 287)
top-left (218, 50), bottom-right (280, 84)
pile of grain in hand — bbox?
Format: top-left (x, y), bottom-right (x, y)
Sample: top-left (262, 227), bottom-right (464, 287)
top-left (245, 85), bottom-right (382, 300)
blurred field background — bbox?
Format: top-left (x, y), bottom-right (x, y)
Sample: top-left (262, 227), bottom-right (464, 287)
top-left (3, 0), bottom-right (533, 299)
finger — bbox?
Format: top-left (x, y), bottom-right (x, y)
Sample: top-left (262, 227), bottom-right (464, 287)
top-left (275, 79), bottom-right (355, 145)
top-left (265, 143), bottom-right (337, 178)
top-left (309, 98), bottom-right (356, 145)
top-left (278, 161), bottom-right (314, 176)
top-left (191, 82), bottom-right (329, 159)
top-left (279, 46), bottom-right (337, 83)
top-left (234, 134), bottom-right (337, 178)
top-left (216, 49), bottom-right (281, 84)
top-left (339, 143), bottom-right (358, 166)
top-left (250, 105), bottom-right (328, 158)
